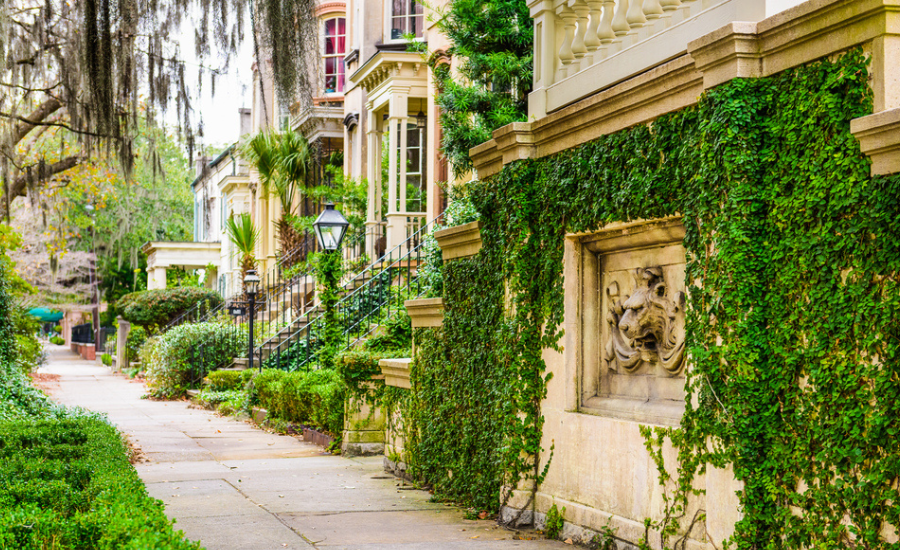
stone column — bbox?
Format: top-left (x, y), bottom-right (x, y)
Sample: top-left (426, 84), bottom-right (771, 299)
top-left (147, 267), bottom-right (166, 290)
top-left (386, 93), bottom-right (409, 251)
top-left (365, 107), bottom-right (383, 260)
top-left (115, 316), bottom-right (130, 372)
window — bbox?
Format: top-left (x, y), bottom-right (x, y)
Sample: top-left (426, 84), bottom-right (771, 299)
top-left (324, 18), bottom-right (346, 94)
top-left (401, 121), bottom-right (426, 211)
top-left (391, 0), bottom-right (423, 40)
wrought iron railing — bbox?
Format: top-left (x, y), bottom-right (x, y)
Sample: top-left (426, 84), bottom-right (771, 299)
top-left (260, 212), bottom-right (444, 372)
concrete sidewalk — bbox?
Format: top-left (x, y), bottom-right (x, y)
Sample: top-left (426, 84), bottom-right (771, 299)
top-left (40, 346), bottom-right (566, 550)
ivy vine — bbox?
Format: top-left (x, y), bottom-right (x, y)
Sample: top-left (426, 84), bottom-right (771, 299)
top-left (397, 48), bottom-right (900, 548)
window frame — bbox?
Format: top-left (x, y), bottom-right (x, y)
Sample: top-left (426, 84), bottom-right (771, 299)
top-left (322, 16), bottom-right (347, 95)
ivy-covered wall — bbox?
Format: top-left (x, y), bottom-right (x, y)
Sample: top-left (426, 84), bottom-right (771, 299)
top-left (405, 49), bottom-right (900, 547)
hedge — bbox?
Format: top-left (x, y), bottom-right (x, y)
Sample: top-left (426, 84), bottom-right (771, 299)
top-left (118, 288), bottom-right (222, 331)
top-left (0, 417), bottom-right (201, 549)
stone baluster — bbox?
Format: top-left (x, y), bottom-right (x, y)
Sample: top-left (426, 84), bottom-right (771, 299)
top-left (583, 0), bottom-right (604, 56)
top-left (612, 0), bottom-right (630, 36)
top-left (571, 1), bottom-right (591, 70)
top-left (626, 0), bottom-right (647, 28)
top-left (660, 0), bottom-right (681, 10)
top-left (643, 0), bottom-right (663, 19)
top-left (598, 0), bottom-right (616, 43)
top-left (556, 6), bottom-right (578, 79)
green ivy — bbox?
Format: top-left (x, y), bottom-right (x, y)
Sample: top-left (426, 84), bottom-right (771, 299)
top-left (404, 48), bottom-right (900, 547)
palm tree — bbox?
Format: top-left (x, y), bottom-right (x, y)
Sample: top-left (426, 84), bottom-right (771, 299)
top-left (225, 213), bottom-right (259, 294)
top-left (242, 129), bottom-right (313, 266)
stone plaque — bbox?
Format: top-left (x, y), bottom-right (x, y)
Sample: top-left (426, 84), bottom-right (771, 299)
top-left (578, 217), bottom-right (687, 425)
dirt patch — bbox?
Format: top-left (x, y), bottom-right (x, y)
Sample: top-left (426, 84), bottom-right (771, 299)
top-left (124, 434), bottom-right (149, 464)
top-left (29, 372), bottom-right (60, 392)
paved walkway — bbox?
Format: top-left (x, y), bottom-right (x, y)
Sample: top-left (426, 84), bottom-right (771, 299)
top-left (40, 346), bottom-right (566, 550)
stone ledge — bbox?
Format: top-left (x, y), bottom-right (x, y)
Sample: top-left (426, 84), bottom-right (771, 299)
top-left (434, 221), bottom-right (483, 261)
top-left (472, 0), bottom-right (900, 177)
top-left (404, 297), bottom-right (444, 328)
top-left (851, 107), bottom-right (900, 175)
top-left (379, 358), bottom-right (412, 389)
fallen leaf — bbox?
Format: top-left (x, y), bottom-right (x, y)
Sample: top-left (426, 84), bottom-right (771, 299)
top-left (564, 539), bottom-right (573, 545)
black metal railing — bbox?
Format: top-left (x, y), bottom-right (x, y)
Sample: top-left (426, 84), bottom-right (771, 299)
top-left (71, 323), bottom-right (94, 344)
top-left (96, 326), bottom-right (116, 353)
top-left (260, 212), bottom-right (444, 372)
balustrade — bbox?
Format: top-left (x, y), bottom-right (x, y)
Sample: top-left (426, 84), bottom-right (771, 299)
top-left (531, 0), bottom-right (770, 116)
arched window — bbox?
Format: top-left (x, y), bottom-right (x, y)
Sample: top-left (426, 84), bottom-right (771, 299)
top-left (324, 17), bottom-right (346, 94)
top-left (391, 0), bottom-right (423, 40)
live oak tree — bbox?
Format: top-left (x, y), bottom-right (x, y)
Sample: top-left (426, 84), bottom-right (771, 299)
top-left (0, 0), bottom-right (320, 216)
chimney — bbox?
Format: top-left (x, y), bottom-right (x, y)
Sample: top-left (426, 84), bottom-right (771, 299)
top-left (195, 153), bottom-right (210, 178)
top-left (239, 108), bottom-right (252, 137)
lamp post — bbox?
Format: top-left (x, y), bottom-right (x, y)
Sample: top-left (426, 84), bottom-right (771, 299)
top-left (313, 204), bottom-right (349, 368)
top-left (244, 270), bottom-right (261, 372)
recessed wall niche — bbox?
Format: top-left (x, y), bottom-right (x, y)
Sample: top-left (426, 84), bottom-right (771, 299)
top-left (577, 217), bottom-right (687, 426)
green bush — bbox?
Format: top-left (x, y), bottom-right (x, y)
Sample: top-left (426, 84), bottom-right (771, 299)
top-left (14, 334), bottom-right (46, 373)
top-left (50, 335), bottom-right (65, 345)
top-left (52, 325), bottom-right (62, 334)
top-left (251, 369), bottom-right (344, 435)
top-left (126, 325), bottom-right (148, 363)
top-left (205, 369), bottom-right (253, 392)
top-left (101, 353), bottom-right (113, 366)
top-left (118, 288), bottom-right (222, 332)
top-left (0, 417), bottom-right (201, 549)
top-left (142, 322), bottom-right (243, 399)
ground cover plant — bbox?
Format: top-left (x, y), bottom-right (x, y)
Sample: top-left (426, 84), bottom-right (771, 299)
top-left (401, 49), bottom-right (900, 548)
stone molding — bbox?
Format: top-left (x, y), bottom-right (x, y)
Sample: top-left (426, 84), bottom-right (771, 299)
top-left (379, 358), bottom-right (412, 389)
top-left (404, 298), bottom-right (445, 327)
top-left (471, 0), bottom-right (900, 178)
top-left (433, 221), bottom-right (483, 261)
top-left (851, 107), bottom-right (900, 175)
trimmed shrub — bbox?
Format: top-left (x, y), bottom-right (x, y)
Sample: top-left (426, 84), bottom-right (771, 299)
top-left (118, 288), bottom-right (222, 332)
top-left (49, 335), bottom-right (65, 345)
top-left (252, 369), bottom-right (344, 436)
top-left (205, 369), bottom-right (253, 392)
top-left (0, 417), bottom-right (201, 549)
top-left (142, 322), bottom-right (243, 398)
top-left (52, 325), bottom-right (62, 334)
top-left (101, 353), bottom-right (113, 366)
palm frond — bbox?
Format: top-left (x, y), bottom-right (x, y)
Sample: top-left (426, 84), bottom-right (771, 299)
top-left (225, 213), bottom-right (259, 257)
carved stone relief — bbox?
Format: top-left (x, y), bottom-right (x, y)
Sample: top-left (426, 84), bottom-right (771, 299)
top-left (604, 266), bottom-right (685, 376)
top-left (576, 217), bottom-right (688, 425)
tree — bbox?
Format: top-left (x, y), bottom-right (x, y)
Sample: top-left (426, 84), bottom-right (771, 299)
top-left (225, 212), bottom-right (259, 294)
top-left (412, 0), bottom-right (533, 176)
top-left (241, 128), bottom-right (313, 264)
top-left (0, 0), bottom-right (321, 217)
top-left (8, 115), bottom-right (193, 305)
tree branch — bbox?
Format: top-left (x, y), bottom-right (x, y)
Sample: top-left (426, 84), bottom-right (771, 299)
top-left (2, 155), bottom-right (83, 216)
top-left (0, 108), bottom-right (117, 140)
top-left (3, 98), bottom-right (62, 146)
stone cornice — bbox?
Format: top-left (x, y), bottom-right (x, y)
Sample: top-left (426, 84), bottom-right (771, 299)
top-left (851, 107), bottom-right (900, 175)
top-left (347, 51), bottom-right (425, 93)
top-left (472, 0), bottom-right (900, 178)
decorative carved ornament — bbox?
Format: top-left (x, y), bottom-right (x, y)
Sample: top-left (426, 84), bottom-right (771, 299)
top-left (604, 266), bottom-right (685, 375)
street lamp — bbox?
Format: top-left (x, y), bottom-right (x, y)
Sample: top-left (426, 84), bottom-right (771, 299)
top-left (313, 203), bottom-right (349, 253)
top-left (244, 269), bottom-right (261, 372)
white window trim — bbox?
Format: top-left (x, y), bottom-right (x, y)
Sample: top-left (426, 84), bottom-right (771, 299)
top-left (382, 0), bottom-right (425, 44)
top-left (322, 14), bottom-right (348, 96)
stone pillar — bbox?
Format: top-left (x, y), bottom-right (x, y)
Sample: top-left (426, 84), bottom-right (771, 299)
top-left (386, 93), bottom-right (409, 251)
top-left (148, 267), bottom-right (167, 290)
top-left (365, 107), bottom-right (383, 260)
top-left (115, 316), bottom-right (130, 373)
